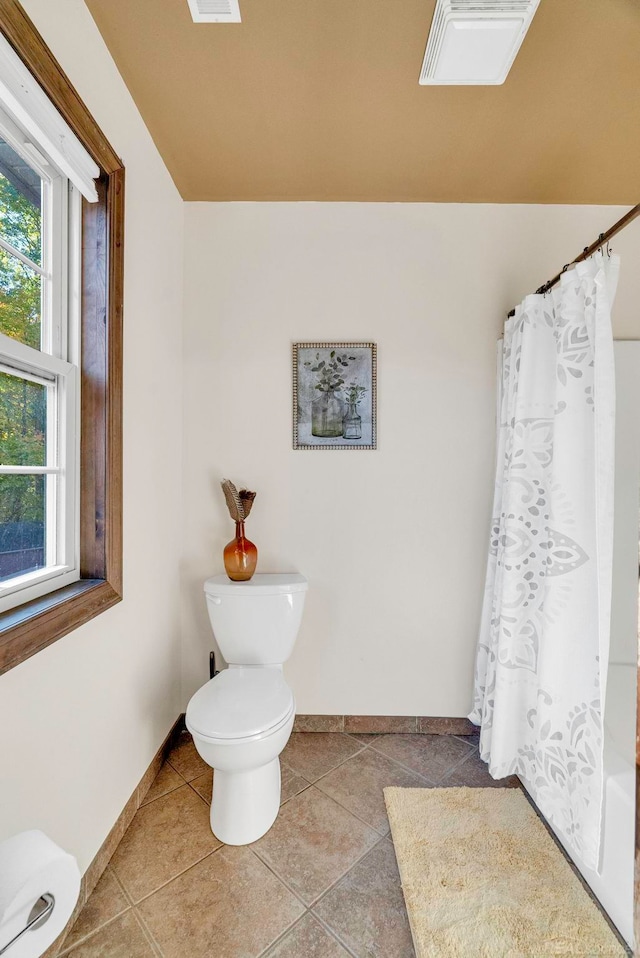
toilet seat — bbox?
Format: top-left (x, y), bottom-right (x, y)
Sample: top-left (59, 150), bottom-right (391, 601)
top-left (187, 667), bottom-right (295, 743)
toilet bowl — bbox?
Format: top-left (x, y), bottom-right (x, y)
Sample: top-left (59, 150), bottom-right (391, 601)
top-left (186, 573), bottom-right (307, 845)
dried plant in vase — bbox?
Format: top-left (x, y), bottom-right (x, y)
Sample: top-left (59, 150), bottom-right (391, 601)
top-left (220, 479), bottom-right (258, 581)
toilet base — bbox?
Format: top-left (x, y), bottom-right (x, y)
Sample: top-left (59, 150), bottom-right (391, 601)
top-left (210, 758), bottom-right (281, 845)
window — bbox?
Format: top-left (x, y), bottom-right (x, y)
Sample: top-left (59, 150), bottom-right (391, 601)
top-left (0, 3), bottom-right (124, 672)
top-left (0, 113), bottom-right (81, 611)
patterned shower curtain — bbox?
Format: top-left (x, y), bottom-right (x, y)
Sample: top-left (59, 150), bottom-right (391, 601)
top-left (470, 252), bottom-right (619, 872)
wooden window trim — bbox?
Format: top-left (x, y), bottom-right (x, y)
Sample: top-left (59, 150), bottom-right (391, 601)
top-left (0, 0), bottom-right (123, 674)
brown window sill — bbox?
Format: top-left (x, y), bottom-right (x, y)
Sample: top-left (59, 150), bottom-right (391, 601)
top-left (0, 581), bottom-right (122, 675)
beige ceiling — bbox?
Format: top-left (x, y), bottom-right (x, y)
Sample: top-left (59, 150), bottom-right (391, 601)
top-left (83, 0), bottom-right (640, 203)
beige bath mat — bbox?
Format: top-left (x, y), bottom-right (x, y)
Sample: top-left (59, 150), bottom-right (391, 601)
top-left (384, 787), bottom-right (627, 958)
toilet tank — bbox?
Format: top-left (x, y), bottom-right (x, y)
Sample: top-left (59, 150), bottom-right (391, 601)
top-left (204, 574), bottom-right (308, 665)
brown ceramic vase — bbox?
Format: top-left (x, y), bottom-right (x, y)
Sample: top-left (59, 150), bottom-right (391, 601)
top-left (223, 521), bottom-right (258, 581)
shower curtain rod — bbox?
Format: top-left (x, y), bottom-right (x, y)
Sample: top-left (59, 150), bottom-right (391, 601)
top-left (506, 202), bottom-right (640, 318)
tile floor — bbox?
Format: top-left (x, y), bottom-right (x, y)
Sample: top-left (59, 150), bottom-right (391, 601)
top-left (59, 730), bottom-right (518, 958)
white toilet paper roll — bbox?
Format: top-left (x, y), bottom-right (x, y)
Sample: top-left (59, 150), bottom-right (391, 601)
top-left (0, 830), bottom-right (81, 958)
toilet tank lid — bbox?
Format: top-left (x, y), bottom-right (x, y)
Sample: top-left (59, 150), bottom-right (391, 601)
top-left (204, 573), bottom-right (308, 596)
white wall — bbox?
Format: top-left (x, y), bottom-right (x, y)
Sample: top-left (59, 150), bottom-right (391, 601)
top-left (0, 0), bottom-right (183, 871)
top-left (182, 203), bottom-right (640, 716)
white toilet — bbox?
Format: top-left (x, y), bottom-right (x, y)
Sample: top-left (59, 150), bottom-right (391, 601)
top-left (185, 573), bottom-right (308, 845)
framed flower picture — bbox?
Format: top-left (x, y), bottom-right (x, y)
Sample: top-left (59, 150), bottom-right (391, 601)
top-left (292, 342), bottom-right (377, 450)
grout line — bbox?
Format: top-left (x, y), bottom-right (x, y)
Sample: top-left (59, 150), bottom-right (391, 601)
top-left (134, 907), bottom-right (167, 957)
top-left (246, 843), bottom-right (353, 958)
top-left (58, 868), bottom-right (133, 955)
top-left (257, 908), bottom-right (361, 958)
top-left (309, 834), bottom-right (393, 954)
top-left (283, 739), bottom-right (368, 785)
top-left (363, 736), bottom-right (472, 785)
top-left (311, 750), bottom-right (372, 786)
top-left (141, 777), bottom-right (210, 812)
top-left (132, 909), bottom-right (164, 957)
top-left (284, 740), bottom-right (489, 834)
top-left (314, 831), bottom-right (390, 902)
top-left (357, 741), bottom-right (438, 785)
top-left (252, 907), bottom-right (310, 958)
top-left (279, 760), bottom-right (313, 803)
top-left (311, 775), bottom-right (392, 838)
top-left (279, 780), bottom-right (313, 807)
top-left (310, 909), bottom-right (361, 958)
top-left (186, 779), bottom-right (212, 806)
top-left (110, 863), bottom-right (135, 907)
top-left (57, 908), bottom-right (133, 956)
top-left (247, 845), bottom-right (311, 912)
top-left (139, 780), bottom-right (184, 809)
top-left (282, 782), bottom-right (384, 845)
top-left (438, 747), bottom-right (522, 789)
top-left (256, 910), bottom-right (313, 958)
top-left (280, 757), bottom-right (311, 782)
top-left (165, 758), bottom-right (200, 785)
top-left (437, 746), bottom-right (483, 784)
top-left (454, 729), bottom-right (480, 748)
top-left (186, 780), bottom-right (205, 802)
top-left (250, 806), bottom-right (385, 911)
top-left (125, 845), bottom-right (224, 907)
top-left (344, 732), bottom-right (369, 744)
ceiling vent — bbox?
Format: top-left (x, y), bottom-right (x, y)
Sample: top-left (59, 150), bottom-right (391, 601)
top-left (187, 0), bottom-right (241, 23)
top-left (419, 0), bottom-right (539, 85)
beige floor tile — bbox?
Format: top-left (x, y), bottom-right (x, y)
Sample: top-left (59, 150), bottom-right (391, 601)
top-left (138, 845), bottom-right (304, 958)
top-left (369, 733), bottom-right (473, 782)
top-left (440, 749), bottom-right (520, 788)
top-left (252, 786), bottom-right (379, 904)
top-left (62, 911), bottom-right (157, 958)
top-left (455, 730), bottom-right (481, 747)
top-left (110, 784), bottom-right (221, 901)
top-left (166, 731), bottom-right (209, 781)
top-left (281, 733), bottom-right (363, 782)
top-left (314, 839), bottom-right (415, 958)
top-left (140, 763), bottom-right (183, 806)
top-left (264, 914), bottom-right (350, 957)
top-left (281, 762), bottom-right (311, 803)
top-left (315, 746), bottom-right (430, 834)
top-left (189, 770), bottom-right (212, 803)
top-left (188, 762), bottom-right (309, 807)
top-left (61, 869), bottom-right (129, 954)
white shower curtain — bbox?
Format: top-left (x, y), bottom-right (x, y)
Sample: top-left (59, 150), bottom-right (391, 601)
top-left (470, 252), bottom-right (619, 871)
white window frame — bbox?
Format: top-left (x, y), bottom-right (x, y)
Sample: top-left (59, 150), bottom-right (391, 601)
top-left (0, 106), bottom-right (82, 612)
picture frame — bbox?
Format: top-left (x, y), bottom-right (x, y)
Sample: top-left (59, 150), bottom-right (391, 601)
top-left (293, 342), bottom-right (377, 450)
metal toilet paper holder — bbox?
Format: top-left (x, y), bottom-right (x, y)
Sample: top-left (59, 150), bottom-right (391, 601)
top-left (0, 893), bottom-right (55, 955)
